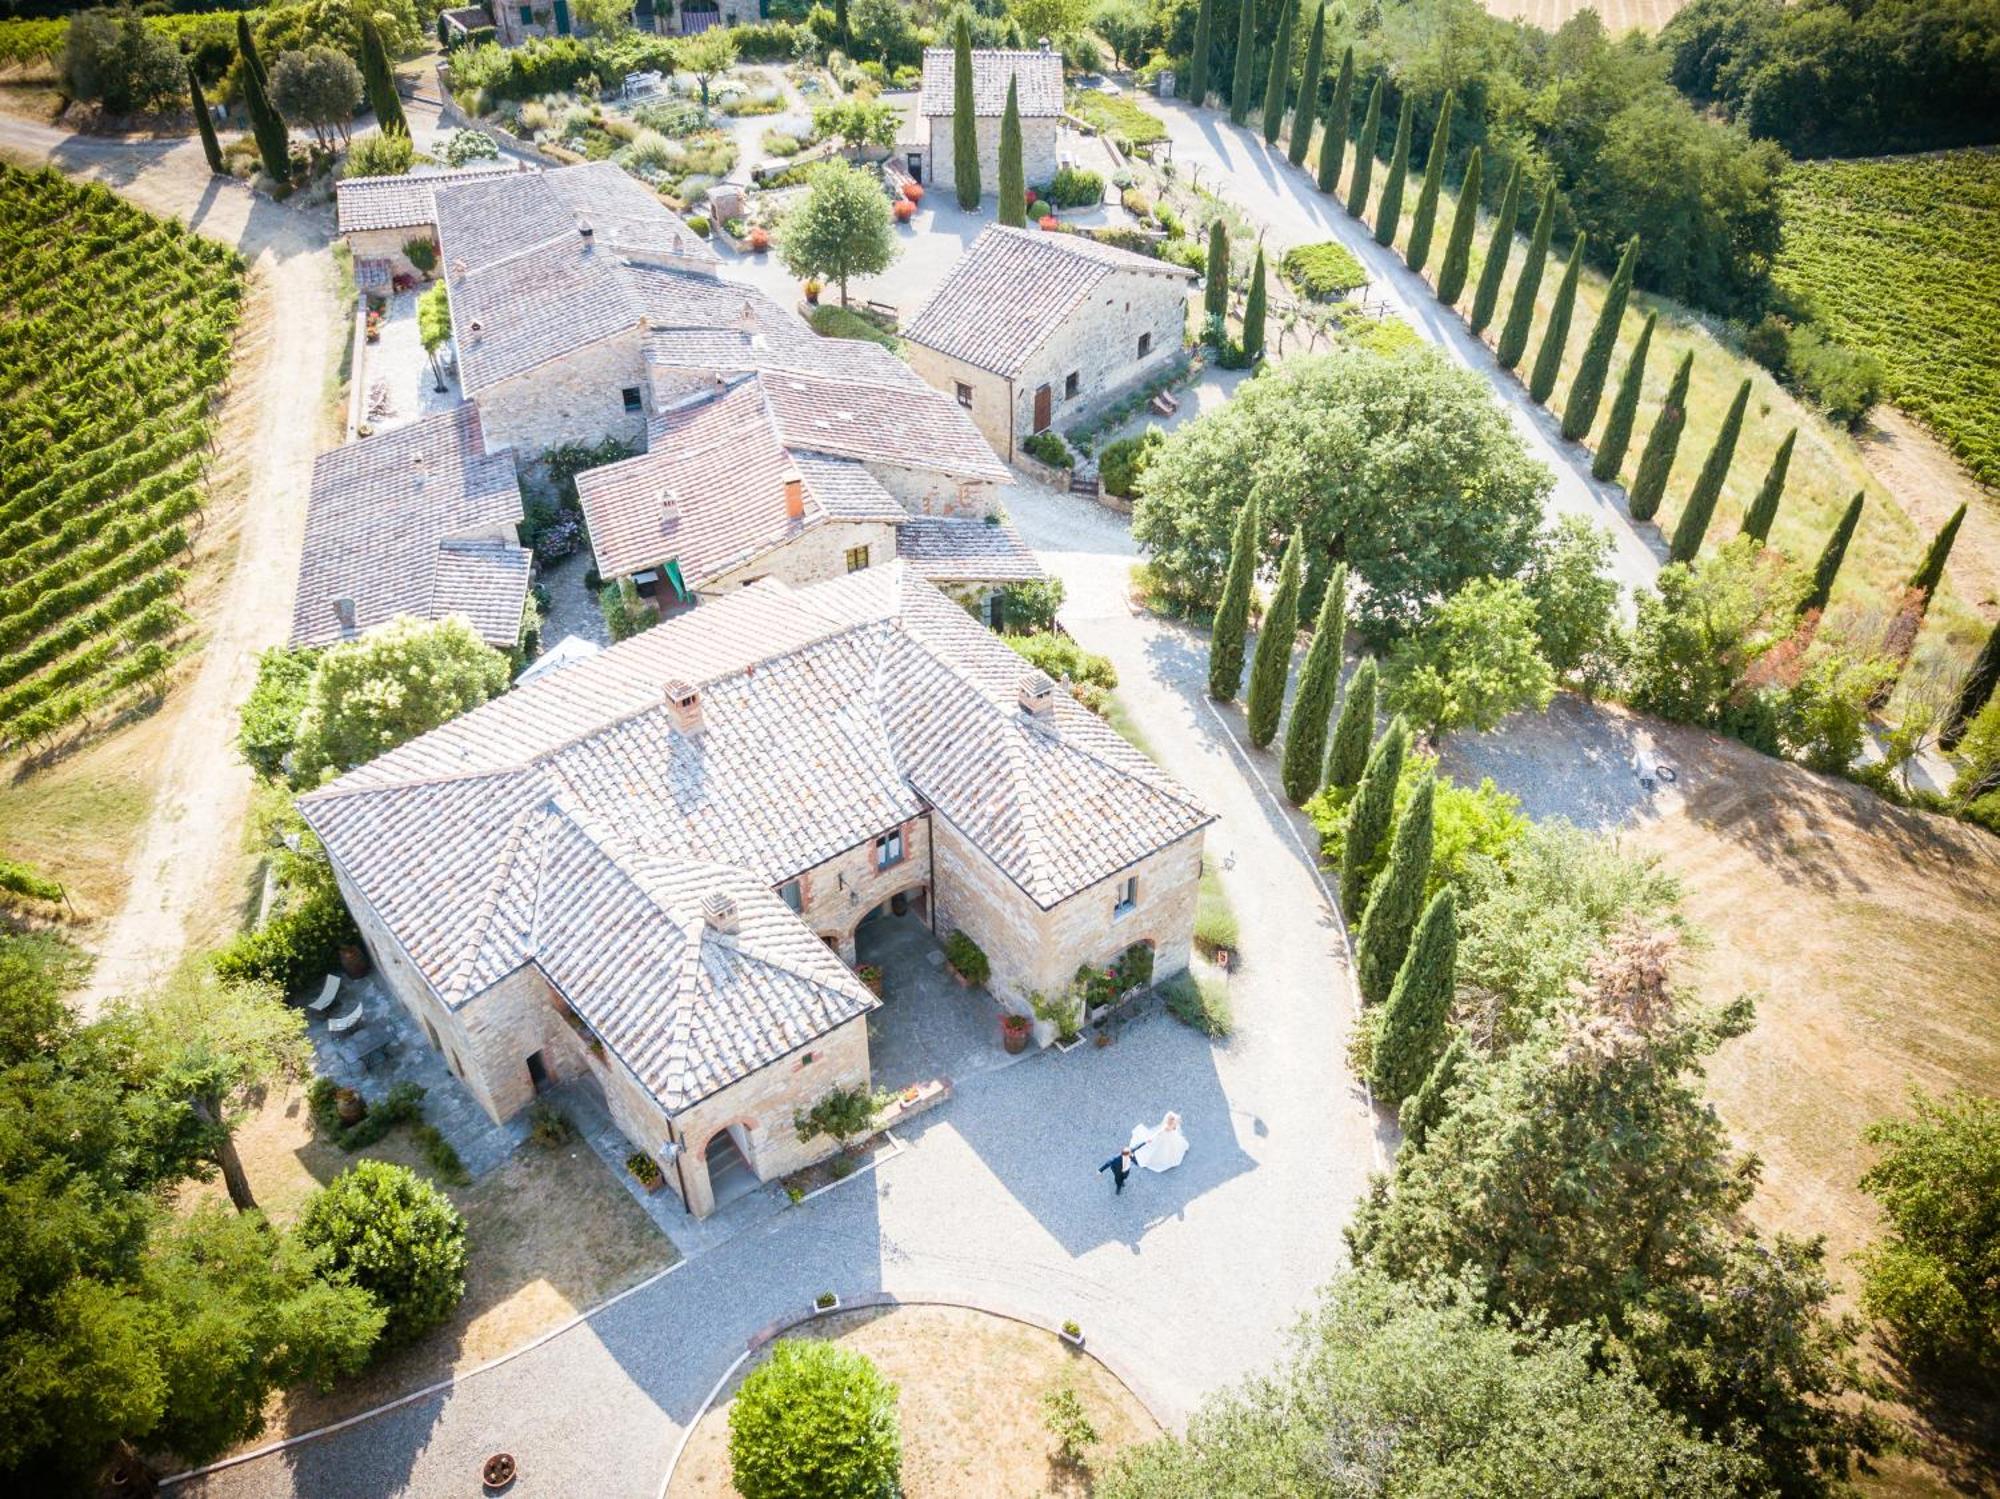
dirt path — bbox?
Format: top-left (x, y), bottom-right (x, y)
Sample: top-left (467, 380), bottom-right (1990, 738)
top-left (0, 119), bottom-right (341, 1013)
top-left (1856, 405), bottom-right (2000, 617)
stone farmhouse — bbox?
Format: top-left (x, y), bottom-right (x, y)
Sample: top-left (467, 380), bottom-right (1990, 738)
top-left (291, 404), bottom-right (530, 650)
top-left (300, 563), bottom-right (1212, 1217)
top-left (487, 0), bottom-right (747, 47)
top-left (912, 47), bottom-right (1063, 196)
top-left (902, 226), bottom-right (1195, 462)
top-left (332, 160), bottom-right (523, 288)
top-left (573, 368), bottom-right (1037, 615)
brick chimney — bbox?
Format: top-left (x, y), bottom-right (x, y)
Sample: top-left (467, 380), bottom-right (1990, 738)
top-left (660, 488), bottom-right (680, 530)
top-left (700, 889), bottom-right (739, 934)
top-left (1018, 669), bottom-right (1057, 721)
top-left (664, 678), bottom-right (703, 736)
top-left (333, 597), bottom-right (357, 631)
top-left (781, 466), bottom-right (804, 520)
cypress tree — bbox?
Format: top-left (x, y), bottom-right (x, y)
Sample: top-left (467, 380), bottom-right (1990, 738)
top-left (1627, 351), bottom-right (1693, 523)
top-left (1344, 77), bottom-right (1381, 218)
top-left (238, 17), bottom-right (289, 184)
top-left (1399, 1029), bottom-right (1467, 1148)
top-left (1228, 0), bottom-right (1258, 126)
top-left (1561, 235), bottom-right (1638, 442)
top-left (1323, 655), bottom-right (1376, 792)
top-left (1669, 377), bottom-right (1750, 563)
top-left (1186, 0), bottom-right (1214, 104)
top-left (1208, 496), bottom-right (1261, 701)
top-left (1371, 888), bottom-right (1457, 1103)
top-left (1909, 503), bottom-right (1966, 603)
top-left (1591, 311), bottom-right (1655, 483)
top-left (1373, 95), bottom-right (1412, 247)
top-left (1203, 219), bottom-right (1229, 322)
top-left (1339, 717), bottom-right (1407, 912)
top-left (359, 16), bottom-right (407, 138)
top-left (1496, 184), bottom-right (1555, 371)
top-left (1468, 159), bottom-right (1521, 335)
top-left (1404, 90), bottom-right (1452, 274)
top-left (1246, 532), bottom-right (1304, 748)
top-left (1431, 145), bottom-right (1480, 307)
top-left (1354, 773), bottom-right (1435, 1002)
top-left (997, 77), bottom-right (1025, 227)
top-left (189, 65), bottom-right (224, 176)
top-left (1288, 2), bottom-right (1325, 167)
top-left (1738, 427), bottom-right (1794, 542)
top-left (1800, 492), bottom-right (1864, 616)
top-left (1280, 565), bottom-right (1347, 803)
top-left (1242, 246), bottom-right (1268, 361)
top-left (1260, 0), bottom-right (1296, 147)
top-left (1941, 619), bottom-right (2000, 750)
top-left (236, 13), bottom-right (268, 94)
top-left (1527, 233), bottom-right (1584, 406)
top-left (952, 16), bottom-right (980, 208)
top-left (1316, 45), bottom-right (1352, 193)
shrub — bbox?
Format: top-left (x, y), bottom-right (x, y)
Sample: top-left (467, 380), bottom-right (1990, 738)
top-left (402, 236), bottom-right (437, 273)
top-left (1121, 187), bottom-right (1152, 217)
top-left (238, 646), bottom-right (317, 778)
top-left (1194, 862), bottom-right (1238, 957)
top-left (1042, 1381), bottom-right (1098, 1467)
top-left (296, 1161), bottom-right (468, 1352)
top-left (411, 1123), bottom-right (469, 1186)
top-left (342, 130), bottom-right (414, 179)
top-left (942, 928), bottom-right (990, 985)
top-left (634, 96), bottom-right (707, 136)
top-left (1098, 429), bottom-right (1164, 499)
top-left (761, 128), bottom-right (802, 156)
top-left (1788, 325), bottom-right (1882, 428)
top-left (625, 1150), bottom-right (662, 1186)
top-left (0, 856), bottom-right (63, 903)
top-left (729, 1340), bottom-right (902, 1499)
top-left (1043, 166), bottom-right (1104, 209)
top-left (1024, 430), bottom-right (1073, 468)
top-left (1031, 987), bottom-right (1085, 1043)
top-left (442, 129), bottom-right (500, 166)
top-left (685, 213), bottom-right (711, 236)
top-left (1161, 969), bottom-right (1233, 1038)
top-left (599, 577), bottom-right (659, 642)
top-left (307, 1076), bottom-right (425, 1151)
top-left (212, 877), bottom-right (358, 996)
top-left (794, 1084), bottom-right (881, 1149)
top-left (1005, 632), bottom-right (1114, 711)
top-left (527, 1101), bottom-right (574, 1149)
top-left (996, 577), bottom-right (1067, 633)
top-left (1281, 241), bottom-right (1368, 300)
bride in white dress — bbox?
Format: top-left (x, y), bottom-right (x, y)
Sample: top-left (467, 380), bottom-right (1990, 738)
top-left (1129, 1112), bottom-right (1188, 1172)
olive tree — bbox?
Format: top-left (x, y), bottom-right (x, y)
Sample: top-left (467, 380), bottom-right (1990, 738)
top-left (779, 159), bottom-right (897, 308)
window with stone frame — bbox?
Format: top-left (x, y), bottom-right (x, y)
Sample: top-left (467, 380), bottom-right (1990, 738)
top-left (1137, 331), bottom-right (1152, 358)
top-left (955, 381), bottom-right (973, 408)
top-left (1065, 370), bottom-right (1080, 399)
top-left (845, 544), bottom-right (871, 572)
top-left (622, 386), bottom-right (644, 413)
top-left (1113, 874), bottom-right (1137, 918)
top-left (778, 878), bottom-right (803, 912)
top-left (875, 828), bottom-right (905, 869)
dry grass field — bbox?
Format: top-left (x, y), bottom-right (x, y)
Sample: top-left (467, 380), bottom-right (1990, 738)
top-left (671, 1305), bottom-right (1161, 1498)
top-left (1478, 0), bottom-right (1689, 32)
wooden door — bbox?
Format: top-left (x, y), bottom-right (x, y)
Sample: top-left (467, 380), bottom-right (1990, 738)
top-left (1033, 384), bottom-right (1052, 433)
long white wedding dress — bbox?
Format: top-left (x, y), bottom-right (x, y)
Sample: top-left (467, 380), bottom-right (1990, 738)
top-left (1129, 1113), bottom-right (1189, 1172)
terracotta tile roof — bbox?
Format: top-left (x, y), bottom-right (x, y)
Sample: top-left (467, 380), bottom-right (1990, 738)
top-left (760, 365), bottom-right (1010, 481)
top-left (919, 48), bottom-right (1064, 117)
top-left (299, 565), bottom-right (1209, 1109)
top-left (895, 516), bottom-right (1045, 582)
top-left (291, 405), bottom-right (529, 648)
top-left (576, 376), bottom-right (903, 586)
top-left (434, 161), bottom-right (714, 274)
top-left (901, 224), bottom-right (1195, 377)
top-left (334, 162), bottom-right (520, 235)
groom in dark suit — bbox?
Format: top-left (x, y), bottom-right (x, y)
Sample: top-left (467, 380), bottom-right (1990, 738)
top-left (1099, 1146), bottom-right (1136, 1195)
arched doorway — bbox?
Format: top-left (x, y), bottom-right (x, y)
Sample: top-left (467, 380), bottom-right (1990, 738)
top-left (703, 1123), bottom-right (757, 1211)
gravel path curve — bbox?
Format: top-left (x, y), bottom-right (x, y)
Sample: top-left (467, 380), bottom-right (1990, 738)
top-left (174, 481), bottom-right (1386, 1499)
top-left (0, 117), bottom-right (341, 1013)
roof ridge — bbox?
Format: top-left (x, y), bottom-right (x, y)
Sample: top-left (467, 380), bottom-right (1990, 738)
top-left (443, 799), bottom-right (543, 1004)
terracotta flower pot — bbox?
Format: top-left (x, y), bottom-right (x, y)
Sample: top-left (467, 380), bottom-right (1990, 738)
top-left (748, 227), bottom-right (770, 252)
top-left (338, 943), bottom-right (371, 978)
top-left (335, 1088), bottom-right (365, 1126)
top-left (1001, 1015), bottom-right (1030, 1054)
top-left (894, 200), bottom-right (915, 222)
top-left (902, 181), bottom-right (923, 202)
top-left (482, 1452), bottom-right (516, 1491)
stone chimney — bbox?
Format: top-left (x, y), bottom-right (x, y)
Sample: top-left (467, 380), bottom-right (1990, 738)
top-left (1038, 35), bottom-right (1052, 51)
top-left (333, 597), bottom-right (357, 631)
top-left (664, 678), bottom-right (703, 735)
top-left (577, 218), bottom-right (594, 245)
top-left (660, 488), bottom-right (680, 530)
top-left (781, 466), bottom-right (804, 520)
top-left (1018, 669), bottom-right (1057, 721)
top-left (700, 889), bottom-right (739, 934)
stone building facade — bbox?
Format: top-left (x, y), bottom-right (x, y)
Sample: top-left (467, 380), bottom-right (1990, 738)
top-left (917, 47), bottom-right (1064, 198)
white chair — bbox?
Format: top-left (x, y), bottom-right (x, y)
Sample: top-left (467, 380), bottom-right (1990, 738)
top-left (328, 1001), bottom-right (365, 1036)
top-left (309, 974), bottom-right (342, 1015)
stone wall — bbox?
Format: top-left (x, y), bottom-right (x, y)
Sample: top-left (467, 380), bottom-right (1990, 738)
top-left (865, 458), bottom-right (1001, 518)
top-left (1010, 268), bottom-right (1189, 446)
top-left (471, 327), bottom-right (650, 457)
top-left (344, 226), bottom-right (435, 276)
top-left (925, 115), bottom-right (1059, 197)
top-left (783, 814), bottom-right (934, 963)
top-left (669, 1015), bottom-right (871, 1217)
top-left (931, 813), bottom-right (1204, 1009)
top-left (698, 519), bottom-right (900, 598)
top-left (901, 343), bottom-right (1014, 462)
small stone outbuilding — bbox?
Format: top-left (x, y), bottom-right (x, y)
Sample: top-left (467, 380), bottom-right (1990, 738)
top-left (914, 47), bottom-right (1063, 196)
top-left (902, 226), bottom-right (1194, 462)
top-left (334, 162), bottom-right (523, 288)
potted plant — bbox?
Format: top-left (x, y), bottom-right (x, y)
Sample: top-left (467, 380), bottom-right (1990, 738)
top-left (1060, 1319), bottom-right (1084, 1347)
top-left (902, 180), bottom-right (923, 203)
top-left (803, 277), bottom-right (822, 304)
top-left (482, 1453), bottom-right (516, 1491)
top-left (335, 1087), bottom-right (366, 1126)
top-left (814, 1289), bottom-right (840, 1314)
top-left (1038, 214), bottom-right (1060, 231)
top-left (626, 1151), bottom-right (664, 1192)
top-left (894, 199), bottom-right (915, 222)
top-left (1001, 1011), bottom-right (1031, 1054)
top-left (338, 941), bottom-right (371, 978)
top-left (943, 929), bottom-right (989, 988)
top-left (856, 963), bottom-right (884, 997)
top-left (748, 226), bottom-right (771, 252)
